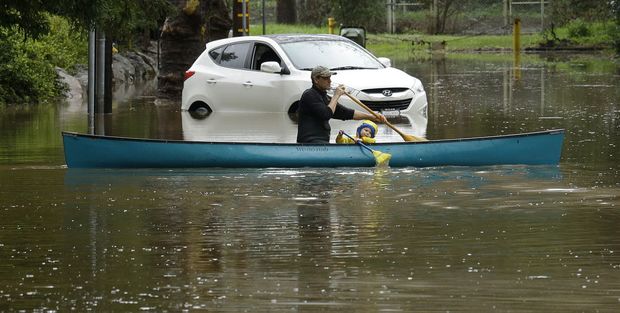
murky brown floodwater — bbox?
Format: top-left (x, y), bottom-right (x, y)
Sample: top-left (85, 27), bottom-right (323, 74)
top-left (1, 53), bottom-right (619, 312)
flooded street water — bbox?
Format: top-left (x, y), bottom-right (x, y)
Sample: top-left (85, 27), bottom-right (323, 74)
top-left (1, 53), bottom-right (619, 312)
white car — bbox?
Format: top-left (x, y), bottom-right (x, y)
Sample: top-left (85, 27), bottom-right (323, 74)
top-left (182, 34), bottom-right (427, 117)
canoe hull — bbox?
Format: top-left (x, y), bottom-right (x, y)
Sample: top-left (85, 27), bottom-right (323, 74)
top-left (62, 130), bottom-right (564, 168)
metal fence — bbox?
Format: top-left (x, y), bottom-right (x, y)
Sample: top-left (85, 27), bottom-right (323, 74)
top-left (246, 0), bottom-right (551, 35)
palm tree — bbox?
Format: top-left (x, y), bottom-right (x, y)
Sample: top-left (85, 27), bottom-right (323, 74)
top-left (158, 0), bottom-right (232, 98)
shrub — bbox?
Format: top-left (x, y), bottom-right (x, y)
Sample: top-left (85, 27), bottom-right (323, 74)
top-left (566, 19), bottom-right (591, 38)
top-left (0, 28), bottom-right (59, 105)
top-left (0, 15), bottom-right (86, 106)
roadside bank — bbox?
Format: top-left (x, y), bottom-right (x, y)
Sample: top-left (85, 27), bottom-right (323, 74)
top-left (56, 42), bottom-right (159, 104)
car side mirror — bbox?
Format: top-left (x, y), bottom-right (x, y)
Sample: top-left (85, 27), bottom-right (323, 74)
top-left (260, 61), bottom-right (283, 73)
top-left (377, 57), bottom-right (392, 68)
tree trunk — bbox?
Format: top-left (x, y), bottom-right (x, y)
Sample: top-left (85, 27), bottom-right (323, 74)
top-left (434, 0), bottom-right (455, 34)
top-left (276, 0), bottom-right (296, 24)
top-left (158, 0), bottom-right (231, 98)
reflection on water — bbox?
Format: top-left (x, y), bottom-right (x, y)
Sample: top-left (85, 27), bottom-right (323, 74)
top-left (181, 111), bottom-right (428, 143)
top-left (2, 165), bottom-right (619, 311)
top-left (0, 54), bottom-right (619, 311)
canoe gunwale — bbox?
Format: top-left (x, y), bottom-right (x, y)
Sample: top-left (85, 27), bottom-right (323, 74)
top-left (61, 129), bottom-right (565, 146)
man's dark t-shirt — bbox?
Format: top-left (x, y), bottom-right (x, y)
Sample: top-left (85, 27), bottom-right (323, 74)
top-left (296, 86), bottom-right (354, 143)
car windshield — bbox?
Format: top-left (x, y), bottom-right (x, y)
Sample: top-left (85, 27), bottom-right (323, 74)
top-left (280, 40), bottom-right (383, 71)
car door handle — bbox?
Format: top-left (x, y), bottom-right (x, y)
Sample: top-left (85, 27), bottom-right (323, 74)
top-left (206, 79), bottom-right (216, 85)
top-left (242, 81), bottom-right (253, 87)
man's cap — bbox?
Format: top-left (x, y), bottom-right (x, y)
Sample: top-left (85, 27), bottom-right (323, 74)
top-left (311, 66), bottom-right (337, 79)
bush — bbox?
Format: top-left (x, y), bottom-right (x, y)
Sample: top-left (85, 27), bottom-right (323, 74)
top-left (566, 19), bottom-right (591, 38)
top-left (0, 15), bottom-right (86, 106)
top-left (0, 29), bottom-right (58, 105)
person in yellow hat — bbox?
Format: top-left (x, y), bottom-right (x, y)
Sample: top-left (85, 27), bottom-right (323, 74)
top-left (336, 120), bottom-right (378, 144)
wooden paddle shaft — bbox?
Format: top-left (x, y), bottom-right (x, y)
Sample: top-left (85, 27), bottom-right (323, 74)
top-left (344, 92), bottom-right (425, 141)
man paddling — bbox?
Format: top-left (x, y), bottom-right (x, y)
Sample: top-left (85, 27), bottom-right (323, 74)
top-left (296, 66), bottom-right (387, 143)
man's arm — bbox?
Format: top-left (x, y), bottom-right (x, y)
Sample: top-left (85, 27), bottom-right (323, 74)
top-left (328, 86), bottom-right (345, 113)
top-left (352, 110), bottom-right (387, 124)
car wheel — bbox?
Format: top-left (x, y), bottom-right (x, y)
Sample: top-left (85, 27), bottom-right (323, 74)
top-left (287, 101), bottom-right (299, 114)
top-left (188, 102), bottom-right (212, 116)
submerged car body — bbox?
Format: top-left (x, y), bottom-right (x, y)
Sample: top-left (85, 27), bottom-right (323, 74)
top-left (182, 34), bottom-right (428, 117)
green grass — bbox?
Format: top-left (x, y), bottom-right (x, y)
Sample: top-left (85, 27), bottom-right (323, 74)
top-left (249, 21), bottom-right (616, 58)
top-left (250, 23), bottom-right (328, 36)
top-left (552, 20), bottom-right (616, 47)
top-left (248, 22), bottom-right (540, 58)
top-left (365, 33), bottom-right (540, 56)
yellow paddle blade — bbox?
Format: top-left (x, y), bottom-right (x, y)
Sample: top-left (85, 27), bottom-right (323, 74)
top-left (372, 150), bottom-right (392, 166)
top-left (402, 134), bottom-right (429, 142)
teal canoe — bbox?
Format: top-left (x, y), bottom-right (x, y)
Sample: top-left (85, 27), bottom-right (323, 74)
top-left (62, 129), bottom-right (564, 168)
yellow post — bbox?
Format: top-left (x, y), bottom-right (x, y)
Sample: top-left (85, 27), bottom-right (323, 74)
top-left (328, 17), bottom-right (336, 34)
top-left (513, 18), bottom-right (521, 53)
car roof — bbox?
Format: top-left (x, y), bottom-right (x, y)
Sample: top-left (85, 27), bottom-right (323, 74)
top-left (207, 34), bottom-right (351, 48)
top-left (261, 34), bottom-right (350, 44)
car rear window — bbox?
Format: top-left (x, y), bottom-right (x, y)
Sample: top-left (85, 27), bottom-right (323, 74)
top-left (219, 42), bottom-right (251, 69)
top-left (209, 47), bottom-right (223, 61)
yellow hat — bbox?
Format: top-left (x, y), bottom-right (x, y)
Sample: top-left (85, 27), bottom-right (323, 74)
top-left (357, 120), bottom-right (378, 138)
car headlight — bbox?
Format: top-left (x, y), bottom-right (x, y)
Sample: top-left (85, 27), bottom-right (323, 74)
top-left (412, 81), bottom-right (425, 94)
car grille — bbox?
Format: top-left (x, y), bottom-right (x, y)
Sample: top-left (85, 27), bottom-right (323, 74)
top-left (361, 88), bottom-right (409, 94)
top-left (360, 98), bottom-right (412, 111)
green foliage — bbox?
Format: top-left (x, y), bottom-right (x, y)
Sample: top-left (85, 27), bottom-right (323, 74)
top-left (0, 0), bottom-right (54, 39)
top-left (0, 29), bottom-right (59, 106)
top-left (615, 0), bottom-right (620, 54)
top-left (0, 0), bottom-right (173, 106)
top-left (550, 0), bottom-right (613, 26)
top-left (94, 0), bottom-right (174, 45)
top-left (0, 0), bottom-right (97, 39)
top-left (366, 31), bottom-right (545, 55)
top-left (544, 20), bottom-right (615, 48)
top-left (34, 16), bottom-right (88, 73)
top-left (0, 16), bottom-right (87, 106)
top-left (0, 0), bottom-right (174, 44)
top-left (566, 19), bottom-right (590, 38)
top-left (393, 10), bottom-right (428, 34)
top-left (251, 21), bottom-right (616, 57)
top-left (333, 0), bottom-right (385, 32)
top-left (249, 23), bottom-right (326, 35)
top-left (298, 0), bottom-right (332, 26)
